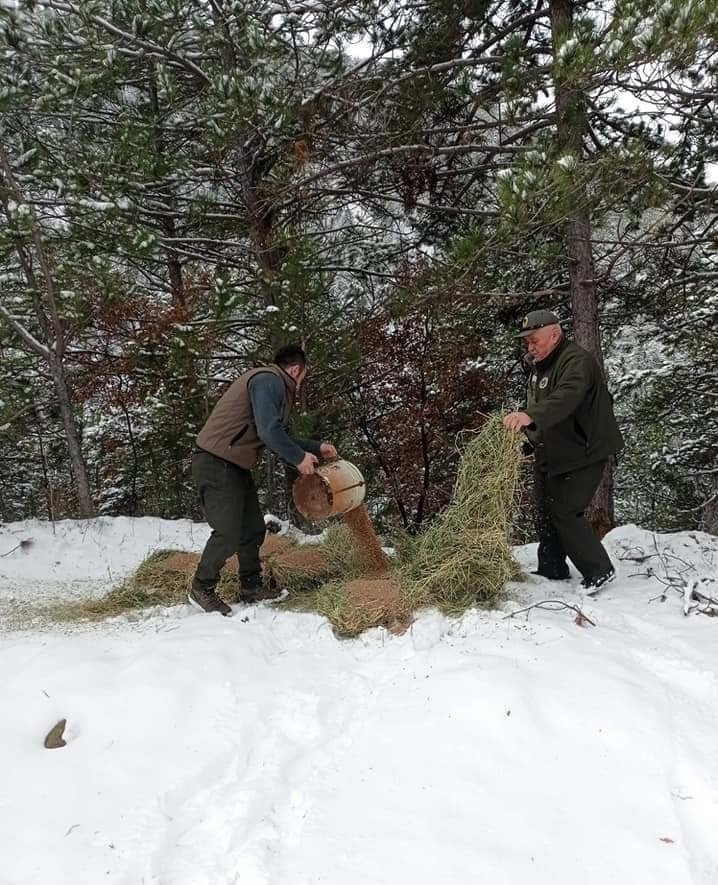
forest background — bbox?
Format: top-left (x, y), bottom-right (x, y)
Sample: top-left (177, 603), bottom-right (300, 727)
top-left (0, 0), bottom-right (715, 538)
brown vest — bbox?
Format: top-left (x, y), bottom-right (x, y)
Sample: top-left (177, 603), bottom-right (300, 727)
top-left (196, 364), bottom-right (296, 469)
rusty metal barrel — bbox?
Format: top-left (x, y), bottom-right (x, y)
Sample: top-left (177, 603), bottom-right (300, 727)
top-left (292, 460), bottom-right (366, 521)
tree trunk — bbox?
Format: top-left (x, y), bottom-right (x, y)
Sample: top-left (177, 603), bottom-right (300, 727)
top-left (549, 0), bottom-right (614, 533)
top-left (0, 145), bottom-right (95, 518)
top-left (565, 214), bottom-right (614, 534)
top-left (147, 60), bottom-right (185, 309)
top-left (35, 419), bottom-right (54, 521)
top-left (700, 475), bottom-right (718, 535)
top-left (49, 355), bottom-right (95, 517)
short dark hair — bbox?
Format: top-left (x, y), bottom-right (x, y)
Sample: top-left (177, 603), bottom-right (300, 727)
top-left (273, 343), bottom-right (306, 369)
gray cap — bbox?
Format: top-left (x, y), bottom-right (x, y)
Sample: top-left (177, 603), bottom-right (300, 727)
top-left (516, 309), bottom-right (561, 337)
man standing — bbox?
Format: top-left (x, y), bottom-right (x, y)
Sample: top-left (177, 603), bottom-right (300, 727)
top-left (190, 344), bottom-right (337, 616)
top-left (503, 310), bottom-right (623, 593)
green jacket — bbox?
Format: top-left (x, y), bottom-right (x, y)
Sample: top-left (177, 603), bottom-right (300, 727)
top-left (524, 337), bottom-right (623, 476)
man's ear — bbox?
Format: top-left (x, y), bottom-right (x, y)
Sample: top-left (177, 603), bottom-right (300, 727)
top-left (286, 364), bottom-right (302, 381)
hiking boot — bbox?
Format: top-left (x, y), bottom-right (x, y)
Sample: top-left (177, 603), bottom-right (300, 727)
top-left (532, 568), bottom-right (571, 580)
top-left (581, 566), bottom-right (616, 596)
top-left (188, 585), bottom-right (232, 617)
top-left (238, 572), bottom-right (283, 604)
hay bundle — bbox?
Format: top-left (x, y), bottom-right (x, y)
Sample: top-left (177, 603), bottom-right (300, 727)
top-left (402, 416), bottom-right (522, 613)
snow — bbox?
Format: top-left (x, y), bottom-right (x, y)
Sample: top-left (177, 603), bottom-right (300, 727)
top-left (556, 154), bottom-right (578, 172)
top-left (0, 516), bottom-right (209, 583)
top-left (1, 517), bottom-right (717, 884)
top-left (557, 37), bottom-right (578, 62)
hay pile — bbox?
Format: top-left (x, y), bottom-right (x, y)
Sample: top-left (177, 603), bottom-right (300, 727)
top-left (312, 577), bottom-right (413, 638)
top-left (48, 534), bottom-right (307, 622)
top-left (279, 520), bottom-right (415, 636)
top-left (49, 527), bottom-right (374, 624)
top-left (46, 550), bottom-right (199, 622)
top-left (265, 543), bottom-right (329, 592)
top-left (399, 416), bottom-right (522, 614)
top-left (277, 523), bottom-right (377, 616)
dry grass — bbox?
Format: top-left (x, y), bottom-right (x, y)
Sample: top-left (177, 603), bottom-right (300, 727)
top-left (304, 576), bottom-right (415, 638)
top-left (47, 535), bottom-right (298, 623)
top-left (46, 550), bottom-right (197, 622)
top-left (398, 416), bottom-right (522, 614)
top-left (46, 527), bottom-right (363, 624)
top-left (276, 523), bottom-right (370, 615)
top-left (266, 545), bottom-right (329, 592)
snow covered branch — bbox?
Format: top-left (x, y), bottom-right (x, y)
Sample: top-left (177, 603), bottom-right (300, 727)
top-left (0, 300), bottom-right (51, 359)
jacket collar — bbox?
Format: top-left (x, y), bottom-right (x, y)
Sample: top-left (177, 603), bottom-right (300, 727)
top-left (535, 334), bottom-right (568, 372)
top-left (272, 363), bottom-right (297, 396)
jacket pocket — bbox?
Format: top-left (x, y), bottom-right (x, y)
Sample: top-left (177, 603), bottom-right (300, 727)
top-left (574, 416), bottom-right (590, 453)
top-left (229, 425), bottom-right (248, 447)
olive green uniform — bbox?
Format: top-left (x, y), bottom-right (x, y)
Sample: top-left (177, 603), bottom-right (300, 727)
top-left (192, 451), bottom-right (268, 591)
top-left (524, 337), bottom-right (623, 580)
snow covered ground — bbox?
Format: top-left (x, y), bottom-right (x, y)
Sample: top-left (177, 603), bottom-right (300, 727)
top-left (1, 517), bottom-right (717, 885)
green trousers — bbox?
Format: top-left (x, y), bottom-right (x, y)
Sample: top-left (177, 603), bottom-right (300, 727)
top-left (192, 451), bottom-right (266, 592)
top-left (534, 460), bottom-right (612, 580)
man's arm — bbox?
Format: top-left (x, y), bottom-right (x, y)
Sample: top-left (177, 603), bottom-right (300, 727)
top-left (248, 373), bottom-right (309, 465)
top-left (293, 434), bottom-right (322, 457)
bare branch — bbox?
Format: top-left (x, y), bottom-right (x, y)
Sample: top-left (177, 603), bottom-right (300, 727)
top-left (0, 300), bottom-right (51, 359)
top-left (504, 599), bottom-right (597, 626)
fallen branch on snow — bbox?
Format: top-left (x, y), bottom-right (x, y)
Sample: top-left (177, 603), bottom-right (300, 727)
top-left (619, 534), bottom-right (718, 618)
top-left (0, 538), bottom-right (33, 557)
top-left (683, 578), bottom-right (718, 617)
top-left (503, 599), bottom-right (596, 627)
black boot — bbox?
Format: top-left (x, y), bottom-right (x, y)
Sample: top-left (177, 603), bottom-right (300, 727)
top-left (581, 566), bottom-right (616, 596)
top-left (238, 572), bottom-right (282, 604)
top-left (532, 568), bottom-right (571, 580)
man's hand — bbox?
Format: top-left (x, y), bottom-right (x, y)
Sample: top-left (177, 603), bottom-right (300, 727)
top-left (503, 411), bottom-right (533, 432)
top-left (297, 452), bottom-right (319, 475)
top-left (319, 442), bottom-right (337, 460)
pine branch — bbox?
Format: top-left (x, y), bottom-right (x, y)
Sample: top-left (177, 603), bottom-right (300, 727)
top-left (36, 0), bottom-right (211, 85)
top-left (282, 142), bottom-right (532, 195)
